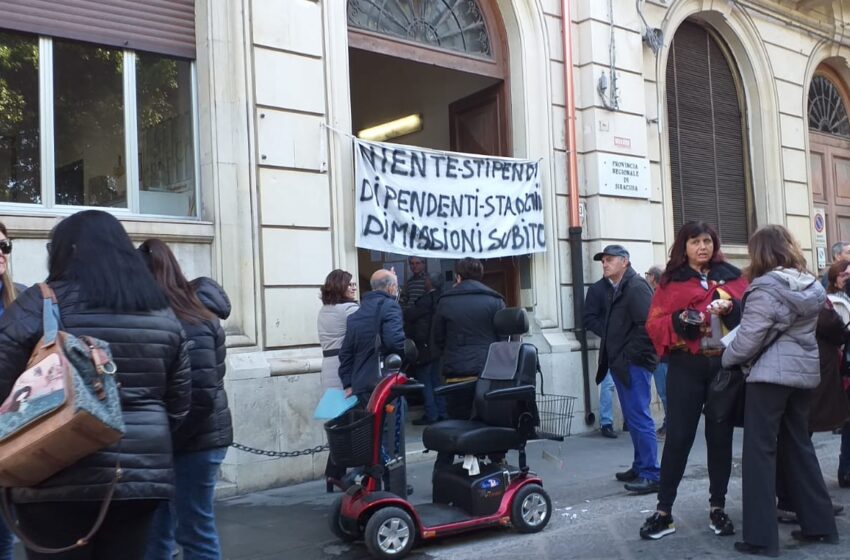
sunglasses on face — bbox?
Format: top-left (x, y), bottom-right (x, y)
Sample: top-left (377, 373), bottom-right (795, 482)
top-left (0, 240), bottom-right (11, 255)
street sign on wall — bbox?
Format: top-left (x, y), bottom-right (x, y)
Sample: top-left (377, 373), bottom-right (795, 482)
top-left (597, 154), bottom-right (650, 199)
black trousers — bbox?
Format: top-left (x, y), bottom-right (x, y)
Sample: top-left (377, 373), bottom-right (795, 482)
top-left (14, 499), bottom-right (161, 560)
top-left (742, 383), bottom-right (836, 552)
top-left (657, 352), bottom-right (734, 514)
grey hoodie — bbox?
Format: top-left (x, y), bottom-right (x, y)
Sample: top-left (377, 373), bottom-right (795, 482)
top-left (722, 268), bottom-right (825, 389)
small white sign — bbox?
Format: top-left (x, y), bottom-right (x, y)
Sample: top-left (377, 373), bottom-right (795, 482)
top-left (597, 154), bottom-right (650, 199)
top-left (813, 206), bottom-right (827, 246)
top-left (817, 246), bottom-right (827, 270)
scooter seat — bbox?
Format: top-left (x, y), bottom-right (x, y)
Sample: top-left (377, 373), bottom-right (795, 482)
top-left (422, 419), bottom-right (522, 455)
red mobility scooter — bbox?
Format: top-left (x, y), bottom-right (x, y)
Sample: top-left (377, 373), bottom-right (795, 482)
top-left (325, 308), bottom-right (553, 559)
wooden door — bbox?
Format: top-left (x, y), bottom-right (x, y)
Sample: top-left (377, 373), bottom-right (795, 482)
top-left (810, 131), bottom-right (850, 249)
top-left (449, 83), bottom-right (519, 307)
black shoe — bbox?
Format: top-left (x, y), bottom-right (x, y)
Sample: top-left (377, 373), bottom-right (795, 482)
top-left (776, 509), bottom-right (797, 524)
top-left (709, 508), bottom-right (735, 536)
top-left (834, 504), bottom-right (844, 516)
top-left (601, 424), bottom-right (617, 438)
top-left (624, 478), bottom-right (660, 495)
top-left (790, 530), bottom-right (839, 544)
top-left (733, 542), bottom-right (778, 557)
top-left (615, 468), bottom-right (638, 482)
top-left (639, 512), bottom-right (675, 540)
top-left (412, 417), bottom-right (437, 426)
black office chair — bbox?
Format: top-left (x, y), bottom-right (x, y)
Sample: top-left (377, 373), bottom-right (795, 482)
top-left (422, 308), bottom-right (539, 472)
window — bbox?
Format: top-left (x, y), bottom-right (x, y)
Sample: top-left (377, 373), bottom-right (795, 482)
top-left (347, 0), bottom-right (492, 58)
top-left (0, 31), bottom-right (198, 217)
top-left (809, 74), bottom-right (850, 138)
top-left (666, 22), bottom-right (752, 244)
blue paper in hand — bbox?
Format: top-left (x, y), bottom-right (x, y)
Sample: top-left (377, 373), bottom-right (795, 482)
top-left (314, 388), bottom-right (359, 420)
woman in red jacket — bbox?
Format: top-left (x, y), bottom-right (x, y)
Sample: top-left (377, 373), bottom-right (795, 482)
top-left (638, 222), bottom-right (748, 541)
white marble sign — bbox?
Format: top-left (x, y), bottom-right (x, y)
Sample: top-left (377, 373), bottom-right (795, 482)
top-left (597, 154), bottom-right (650, 199)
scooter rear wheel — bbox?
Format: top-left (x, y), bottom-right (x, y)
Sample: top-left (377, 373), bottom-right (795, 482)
top-left (364, 506), bottom-right (416, 559)
top-left (510, 484), bottom-right (551, 533)
top-left (329, 496), bottom-right (359, 542)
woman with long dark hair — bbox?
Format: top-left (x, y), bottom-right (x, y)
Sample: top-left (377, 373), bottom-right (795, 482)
top-left (139, 238), bottom-right (233, 560)
top-left (0, 221), bottom-right (25, 560)
top-left (317, 269), bottom-right (359, 490)
top-left (639, 222), bottom-right (748, 540)
top-left (0, 210), bottom-right (191, 560)
top-left (723, 225), bottom-right (837, 556)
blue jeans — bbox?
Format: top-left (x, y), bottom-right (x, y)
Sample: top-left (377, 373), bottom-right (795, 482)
top-left (0, 518), bottom-right (12, 560)
top-left (653, 361), bottom-right (668, 427)
top-left (418, 361), bottom-right (447, 421)
top-left (612, 366), bottom-right (660, 481)
top-left (599, 371), bottom-right (615, 427)
top-left (145, 446), bottom-right (227, 560)
top-left (841, 420), bottom-right (850, 478)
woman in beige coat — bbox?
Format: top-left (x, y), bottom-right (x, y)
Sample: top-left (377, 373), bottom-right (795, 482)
top-left (317, 269), bottom-right (358, 490)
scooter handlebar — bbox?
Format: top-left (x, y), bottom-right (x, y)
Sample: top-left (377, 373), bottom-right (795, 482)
top-left (389, 382), bottom-right (425, 398)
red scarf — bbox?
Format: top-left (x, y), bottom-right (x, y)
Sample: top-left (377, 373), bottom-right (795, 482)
top-left (647, 265), bottom-right (748, 356)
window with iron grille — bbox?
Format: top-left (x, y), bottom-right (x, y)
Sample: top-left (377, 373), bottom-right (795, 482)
top-left (666, 21), bottom-right (753, 244)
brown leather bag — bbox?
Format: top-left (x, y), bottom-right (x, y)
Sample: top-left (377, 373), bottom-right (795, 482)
top-left (0, 284), bottom-right (125, 553)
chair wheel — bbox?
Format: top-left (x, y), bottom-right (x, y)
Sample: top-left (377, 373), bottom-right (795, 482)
top-left (328, 496), bottom-right (359, 542)
top-left (510, 484), bottom-right (551, 533)
top-left (364, 506), bottom-right (416, 559)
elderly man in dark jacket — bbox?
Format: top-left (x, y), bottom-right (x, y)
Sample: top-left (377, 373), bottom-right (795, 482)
top-left (594, 245), bottom-right (660, 494)
top-left (433, 257), bottom-right (505, 419)
top-left (339, 269), bottom-right (406, 400)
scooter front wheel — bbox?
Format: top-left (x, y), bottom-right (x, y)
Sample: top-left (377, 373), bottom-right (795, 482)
top-left (329, 496), bottom-right (359, 542)
top-left (510, 484), bottom-right (551, 533)
top-left (364, 506), bottom-right (416, 559)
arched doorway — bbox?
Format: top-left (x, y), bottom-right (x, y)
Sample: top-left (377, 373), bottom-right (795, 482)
top-left (665, 20), bottom-right (753, 244)
top-left (347, 0), bottom-right (524, 306)
top-left (808, 64), bottom-right (850, 264)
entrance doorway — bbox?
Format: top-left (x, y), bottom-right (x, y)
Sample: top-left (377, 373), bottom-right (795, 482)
top-left (347, 0), bottom-right (524, 307)
top-left (809, 66), bottom-right (850, 266)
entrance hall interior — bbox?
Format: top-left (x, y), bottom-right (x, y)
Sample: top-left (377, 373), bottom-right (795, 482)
top-left (349, 48), bottom-right (531, 307)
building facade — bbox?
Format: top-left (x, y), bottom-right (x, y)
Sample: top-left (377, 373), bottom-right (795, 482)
top-left (0, 0), bottom-right (849, 494)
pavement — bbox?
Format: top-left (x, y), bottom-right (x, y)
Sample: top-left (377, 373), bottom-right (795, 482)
top-left (211, 422), bottom-right (849, 560)
top-left (11, 422), bottom-right (849, 559)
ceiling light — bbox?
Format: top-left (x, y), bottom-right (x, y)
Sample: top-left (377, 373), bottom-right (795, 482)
top-left (357, 114), bottom-right (423, 142)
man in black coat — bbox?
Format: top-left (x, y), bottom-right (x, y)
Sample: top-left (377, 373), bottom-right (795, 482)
top-left (584, 276), bottom-right (618, 438)
top-left (339, 269), bottom-right (406, 401)
top-left (404, 273), bottom-right (446, 425)
top-left (593, 245), bottom-right (660, 494)
top-left (432, 257), bottom-right (505, 419)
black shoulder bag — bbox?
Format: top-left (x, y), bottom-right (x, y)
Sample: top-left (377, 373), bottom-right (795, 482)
top-left (706, 327), bottom-right (787, 428)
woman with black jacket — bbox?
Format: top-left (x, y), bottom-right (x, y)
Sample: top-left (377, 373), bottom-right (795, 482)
top-left (0, 210), bottom-right (191, 560)
top-left (139, 238), bottom-right (233, 560)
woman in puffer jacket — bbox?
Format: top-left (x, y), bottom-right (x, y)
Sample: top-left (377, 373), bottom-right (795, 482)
top-left (0, 210), bottom-right (191, 560)
top-left (722, 225), bottom-right (838, 556)
top-left (139, 238), bottom-right (233, 560)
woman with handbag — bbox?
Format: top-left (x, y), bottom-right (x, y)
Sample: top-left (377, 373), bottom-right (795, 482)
top-left (723, 225), bottom-right (838, 556)
top-left (139, 239), bottom-right (233, 560)
top-left (317, 269), bottom-right (359, 491)
top-left (0, 222), bottom-right (26, 560)
top-left (640, 221), bottom-right (748, 540)
top-left (0, 210), bottom-right (191, 560)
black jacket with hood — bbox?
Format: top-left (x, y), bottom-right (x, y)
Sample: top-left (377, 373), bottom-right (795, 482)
top-left (596, 267), bottom-right (658, 387)
top-left (172, 277), bottom-right (234, 453)
top-left (432, 279), bottom-right (506, 379)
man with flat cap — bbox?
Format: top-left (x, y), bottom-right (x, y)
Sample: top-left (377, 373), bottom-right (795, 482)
top-left (593, 244), bottom-right (660, 494)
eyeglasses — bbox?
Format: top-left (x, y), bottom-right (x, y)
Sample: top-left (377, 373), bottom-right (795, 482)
top-left (0, 240), bottom-right (11, 255)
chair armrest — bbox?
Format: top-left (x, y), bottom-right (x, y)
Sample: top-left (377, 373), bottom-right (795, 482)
top-left (484, 385), bottom-right (536, 401)
top-left (434, 381), bottom-right (476, 396)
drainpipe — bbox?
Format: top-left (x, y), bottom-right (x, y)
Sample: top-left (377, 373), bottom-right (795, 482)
top-left (561, 0), bottom-right (594, 426)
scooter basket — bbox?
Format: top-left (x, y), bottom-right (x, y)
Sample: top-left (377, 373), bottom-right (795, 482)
top-left (536, 394), bottom-right (576, 439)
top-left (324, 409), bottom-right (374, 467)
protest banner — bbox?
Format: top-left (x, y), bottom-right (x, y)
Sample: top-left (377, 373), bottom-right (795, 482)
top-left (354, 139), bottom-right (546, 259)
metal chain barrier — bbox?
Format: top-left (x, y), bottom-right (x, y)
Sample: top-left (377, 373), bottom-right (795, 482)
top-left (231, 442), bottom-right (329, 458)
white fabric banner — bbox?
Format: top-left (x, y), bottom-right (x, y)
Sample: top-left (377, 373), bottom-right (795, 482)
top-left (354, 139), bottom-right (545, 259)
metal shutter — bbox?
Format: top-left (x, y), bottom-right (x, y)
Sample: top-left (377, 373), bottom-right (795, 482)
top-left (0, 0), bottom-right (195, 59)
top-left (667, 21), bottom-right (751, 244)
